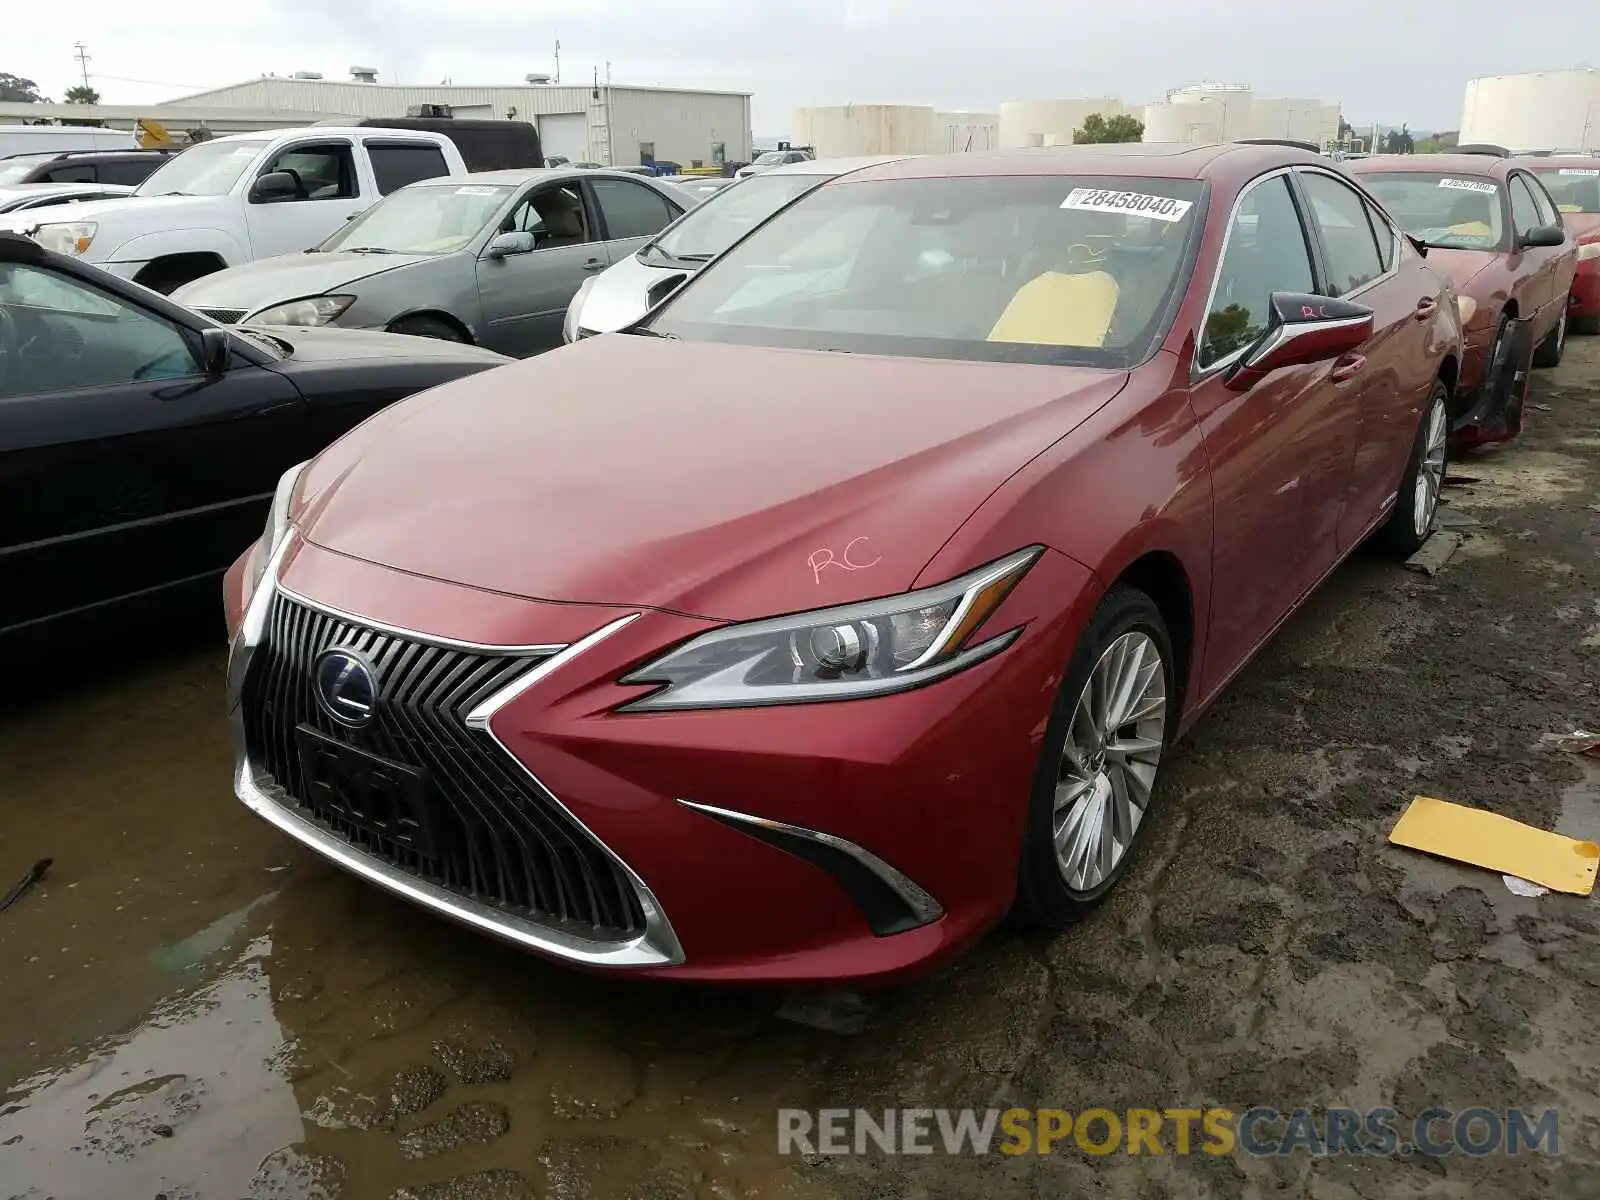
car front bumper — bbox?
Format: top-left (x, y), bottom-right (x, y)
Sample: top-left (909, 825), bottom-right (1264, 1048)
top-left (1570, 259), bottom-right (1600, 319)
top-left (222, 535), bottom-right (1099, 985)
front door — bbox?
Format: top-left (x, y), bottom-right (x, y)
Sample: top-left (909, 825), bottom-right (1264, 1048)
top-left (243, 140), bottom-right (368, 259)
top-left (1187, 172), bottom-right (1359, 696)
top-left (474, 180), bottom-right (607, 356)
top-left (0, 259), bottom-right (305, 639)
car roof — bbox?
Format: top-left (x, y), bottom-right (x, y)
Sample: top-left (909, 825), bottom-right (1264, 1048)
top-left (408, 167), bottom-right (668, 187)
top-left (766, 154), bottom-right (918, 177)
top-left (838, 142), bottom-right (1329, 187)
top-left (1346, 153), bottom-right (1514, 179)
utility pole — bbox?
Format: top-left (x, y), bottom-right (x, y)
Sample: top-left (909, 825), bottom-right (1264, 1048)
top-left (554, 37), bottom-right (561, 84)
top-left (72, 41), bottom-right (91, 89)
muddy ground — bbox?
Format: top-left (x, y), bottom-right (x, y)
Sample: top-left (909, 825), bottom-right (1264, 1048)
top-left (3, 341), bottom-right (1599, 1200)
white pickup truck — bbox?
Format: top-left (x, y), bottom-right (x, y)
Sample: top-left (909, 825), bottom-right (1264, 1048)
top-left (0, 126), bottom-right (472, 293)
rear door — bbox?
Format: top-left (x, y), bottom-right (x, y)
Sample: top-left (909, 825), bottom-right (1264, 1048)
top-left (1188, 171), bottom-right (1353, 692)
top-left (588, 176), bottom-right (685, 262)
top-left (0, 259), bottom-right (306, 638)
top-left (1294, 167), bottom-right (1435, 548)
top-left (475, 180), bottom-right (607, 356)
top-left (243, 139), bottom-right (368, 259)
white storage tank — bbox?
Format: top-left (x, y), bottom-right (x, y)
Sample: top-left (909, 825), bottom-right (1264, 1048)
top-left (1143, 100), bottom-right (1222, 145)
top-left (1247, 97), bottom-right (1329, 143)
top-left (999, 97), bottom-right (1128, 148)
top-left (1166, 82), bottom-right (1253, 141)
top-left (1460, 70), bottom-right (1600, 152)
top-left (791, 104), bottom-right (936, 157)
top-left (935, 111), bottom-right (998, 153)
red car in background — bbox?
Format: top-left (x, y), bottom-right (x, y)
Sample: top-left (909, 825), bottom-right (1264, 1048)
top-left (1515, 155), bottom-right (1600, 334)
top-left (222, 143), bottom-right (1462, 985)
top-left (1350, 152), bottom-right (1576, 447)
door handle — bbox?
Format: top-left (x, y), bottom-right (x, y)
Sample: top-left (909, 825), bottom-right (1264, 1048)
top-left (1330, 353), bottom-right (1366, 383)
top-left (1414, 297), bottom-right (1438, 321)
top-left (583, 259), bottom-right (606, 272)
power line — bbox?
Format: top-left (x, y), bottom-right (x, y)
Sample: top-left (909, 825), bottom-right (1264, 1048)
top-left (89, 72), bottom-right (214, 91)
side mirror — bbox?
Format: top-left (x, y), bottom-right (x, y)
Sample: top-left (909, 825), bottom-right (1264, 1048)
top-left (199, 326), bottom-right (231, 375)
top-left (486, 231), bottom-right (536, 259)
top-left (249, 171), bottom-right (300, 203)
top-left (1519, 223), bottom-right (1566, 249)
top-left (1405, 233), bottom-right (1429, 258)
top-left (1225, 292), bottom-right (1374, 392)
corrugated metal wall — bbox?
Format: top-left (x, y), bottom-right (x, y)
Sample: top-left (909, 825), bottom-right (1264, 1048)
top-left (604, 88), bottom-right (751, 167)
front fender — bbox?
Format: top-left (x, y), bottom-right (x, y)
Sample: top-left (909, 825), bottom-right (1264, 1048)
top-left (102, 227), bottom-right (248, 270)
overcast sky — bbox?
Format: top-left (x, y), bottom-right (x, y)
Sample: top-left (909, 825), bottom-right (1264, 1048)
top-left (9, 0), bottom-right (1595, 135)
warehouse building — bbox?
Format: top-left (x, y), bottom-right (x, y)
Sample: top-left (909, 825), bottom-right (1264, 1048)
top-left (1460, 69), bottom-right (1600, 152)
top-left (0, 70), bottom-right (753, 169)
top-left (790, 105), bottom-right (998, 156)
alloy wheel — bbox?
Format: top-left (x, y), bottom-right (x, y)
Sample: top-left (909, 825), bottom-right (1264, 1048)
top-left (1556, 308), bottom-right (1568, 357)
top-left (1413, 396), bottom-right (1448, 538)
top-left (1053, 631), bottom-right (1167, 894)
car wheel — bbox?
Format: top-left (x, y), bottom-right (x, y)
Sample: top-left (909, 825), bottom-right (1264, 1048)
top-left (1374, 381), bottom-right (1449, 558)
top-left (387, 316), bottom-right (466, 342)
top-left (1014, 584), bottom-right (1175, 925)
top-left (1532, 304), bottom-right (1567, 369)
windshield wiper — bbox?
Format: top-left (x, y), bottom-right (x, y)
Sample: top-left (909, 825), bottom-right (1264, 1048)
top-left (625, 327), bottom-right (678, 339)
top-left (341, 246), bottom-right (398, 254)
top-left (672, 251), bottom-right (714, 262)
top-left (232, 327), bottom-right (291, 357)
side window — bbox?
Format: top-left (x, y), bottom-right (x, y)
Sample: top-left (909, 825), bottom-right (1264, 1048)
top-left (591, 178), bottom-right (677, 240)
top-left (43, 164), bottom-right (95, 184)
top-left (96, 158), bottom-right (156, 186)
top-left (1200, 175), bottom-right (1316, 369)
top-left (259, 143), bottom-right (358, 202)
top-left (1297, 172), bottom-right (1385, 295)
top-left (505, 184), bottom-right (592, 247)
top-left (1363, 199), bottom-right (1397, 271)
top-left (368, 142), bottom-right (451, 195)
top-left (1518, 173), bottom-right (1560, 228)
top-left (0, 262), bottom-right (198, 396)
top-left (1508, 177), bottom-right (1542, 239)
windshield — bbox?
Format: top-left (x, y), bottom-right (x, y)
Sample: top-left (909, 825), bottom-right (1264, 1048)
top-left (319, 182), bottom-right (516, 255)
top-left (1359, 173), bottom-right (1505, 250)
top-left (645, 174), bottom-right (1205, 367)
top-left (1532, 168), bottom-right (1600, 214)
top-left (0, 156), bottom-right (53, 185)
top-left (649, 173), bottom-right (822, 261)
top-left (752, 152), bottom-right (787, 167)
top-left (135, 140), bottom-right (270, 197)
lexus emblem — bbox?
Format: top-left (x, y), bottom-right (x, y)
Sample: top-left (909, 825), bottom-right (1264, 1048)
top-left (314, 648), bottom-right (378, 728)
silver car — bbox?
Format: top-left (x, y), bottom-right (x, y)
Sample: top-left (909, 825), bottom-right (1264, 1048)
top-left (172, 168), bottom-right (688, 357)
top-left (563, 155), bottom-right (913, 342)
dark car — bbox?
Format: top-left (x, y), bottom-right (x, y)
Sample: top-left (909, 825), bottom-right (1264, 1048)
top-left (1349, 152), bottom-right (1577, 446)
top-left (222, 143), bottom-right (1463, 984)
top-left (0, 148), bottom-right (180, 187)
top-left (0, 231), bottom-right (510, 648)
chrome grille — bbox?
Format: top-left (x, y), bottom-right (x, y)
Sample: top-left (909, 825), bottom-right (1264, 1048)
top-left (241, 592), bottom-right (647, 939)
top-left (198, 307), bottom-right (246, 324)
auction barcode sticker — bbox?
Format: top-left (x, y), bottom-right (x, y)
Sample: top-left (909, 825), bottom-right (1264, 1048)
top-left (1438, 177), bottom-right (1498, 193)
top-left (1558, 168), bottom-right (1600, 176)
top-left (1061, 188), bottom-right (1193, 222)
top-left (455, 185), bottom-right (503, 195)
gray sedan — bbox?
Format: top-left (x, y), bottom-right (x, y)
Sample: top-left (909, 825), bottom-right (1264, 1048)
top-left (172, 168), bottom-right (688, 357)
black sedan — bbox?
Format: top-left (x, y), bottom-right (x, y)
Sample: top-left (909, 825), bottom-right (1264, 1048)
top-left (0, 231), bottom-right (510, 649)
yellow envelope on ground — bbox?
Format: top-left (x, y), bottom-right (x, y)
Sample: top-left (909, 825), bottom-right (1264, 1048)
top-left (1389, 795), bottom-right (1599, 896)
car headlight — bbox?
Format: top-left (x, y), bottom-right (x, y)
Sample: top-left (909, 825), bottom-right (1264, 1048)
top-left (1456, 294), bottom-right (1478, 325)
top-left (248, 295), bottom-right (356, 327)
top-left (32, 221), bottom-right (96, 256)
top-left (618, 547), bottom-right (1042, 711)
top-left (564, 276), bottom-right (597, 343)
top-left (1578, 242), bottom-right (1600, 262)
top-left (246, 461), bottom-right (307, 602)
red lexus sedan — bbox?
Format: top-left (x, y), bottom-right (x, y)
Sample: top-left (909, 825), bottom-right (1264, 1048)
top-left (223, 143), bottom-right (1463, 986)
top-left (1349, 152), bottom-right (1576, 447)
top-left (1514, 155), bottom-right (1600, 334)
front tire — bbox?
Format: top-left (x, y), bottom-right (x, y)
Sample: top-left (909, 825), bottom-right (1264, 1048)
top-left (1374, 381), bottom-right (1449, 558)
top-left (1014, 585), bottom-right (1175, 926)
top-left (387, 315), bottom-right (466, 342)
top-left (1532, 305), bottom-right (1567, 369)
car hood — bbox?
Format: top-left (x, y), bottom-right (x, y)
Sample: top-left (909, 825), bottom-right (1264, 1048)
top-left (174, 251), bottom-right (431, 313)
top-left (574, 252), bottom-right (698, 335)
top-left (1423, 248), bottom-right (1497, 293)
top-left (296, 335), bottom-right (1129, 620)
top-left (253, 324), bottom-right (508, 365)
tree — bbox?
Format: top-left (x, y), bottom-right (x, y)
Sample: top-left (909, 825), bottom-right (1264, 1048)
top-left (1381, 124), bottom-right (1414, 155)
top-left (64, 84), bottom-right (101, 104)
top-left (1073, 112), bottom-right (1145, 145)
top-left (0, 73), bottom-right (49, 103)
top-left (1415, 130), bottom-right (1458, 154)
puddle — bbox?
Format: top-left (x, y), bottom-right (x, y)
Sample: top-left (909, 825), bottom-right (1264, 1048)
top-left (0, 936), bottom-right (302, 1198)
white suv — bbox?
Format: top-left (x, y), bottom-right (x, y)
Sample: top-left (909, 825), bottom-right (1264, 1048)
top-left (0, 127), bottom-right (472, 294)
